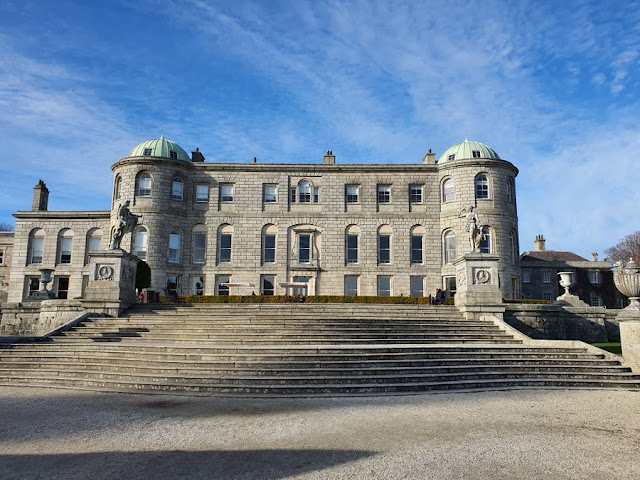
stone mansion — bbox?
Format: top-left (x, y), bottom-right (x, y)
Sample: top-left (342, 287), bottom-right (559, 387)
top-left (3, 136), bottom-right (521, 302)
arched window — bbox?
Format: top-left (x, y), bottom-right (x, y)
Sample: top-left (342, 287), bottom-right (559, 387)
top-left (138, 173), bottom-right (152, 197)
top-left (192, 224), bottom-right (207, 264)
top-left (480, 227), bottom-right (491, 254)
top-left (377, 225), bottom-right (392, 265)
top-left (171, 177), bottom-right (184, 201)
top-left (510, 231), bottom-right (517, 265)
top-left (444, 230), bottom-right (456, 264)
top-left (410, 225), bottom-right (426, 265)
top-left (57, 228), bottom-right (74, 265)
top-left (262, 224), bottom-right (277, 264)
top-left (29, 228), bottom-right (45, 265)
top-left (218, 224), bottom-right (233, 264)
top-left (475, 175), bottom-right (489, 199)
top-left (85, 228), bottom-right (103, 264)
top-left (168, 230), bottom-right (181, 263)
top-left (345, 225), bottom-right (360, 265)
top-left (114, 176), bottom-right (122, 200)
top-left (442, 178), bottom-right (455, 203)
top-left (299, 180), bottom-right (311, 203)
top-left (134, 227), bottom-right (148, 260)
top-left (507, 178), bottom-right (515, 203)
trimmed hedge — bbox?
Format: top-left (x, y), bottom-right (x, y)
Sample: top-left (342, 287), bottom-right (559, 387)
top-left (162, 295), bottom-right (438, 305)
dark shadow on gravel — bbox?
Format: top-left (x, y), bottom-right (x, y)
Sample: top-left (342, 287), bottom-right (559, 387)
top-left (0, 449), bottom-right (376, 480)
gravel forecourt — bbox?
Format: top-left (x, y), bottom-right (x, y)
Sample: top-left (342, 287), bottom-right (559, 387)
top-left (0, 386), bottom-right (638, 479)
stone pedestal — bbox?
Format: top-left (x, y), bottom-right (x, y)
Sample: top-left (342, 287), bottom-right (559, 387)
top-left (453, 253), bottom-right (503, 307)
top-left (82, 250), bottom-right (140, 316)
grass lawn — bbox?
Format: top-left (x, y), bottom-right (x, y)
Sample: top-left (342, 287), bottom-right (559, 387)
top-left (591, 342), bottom-right (622, 355)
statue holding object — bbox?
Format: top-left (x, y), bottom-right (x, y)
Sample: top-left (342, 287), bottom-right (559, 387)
top-left (110, 201), bottom-right (141, 250)
top-left (459, 205), bottom-right (485, 253)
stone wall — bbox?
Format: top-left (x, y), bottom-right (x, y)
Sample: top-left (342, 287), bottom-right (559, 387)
top-left (0, 300), bottom-right (88, 337)
top-left (504, 304), bottom-right (610, 343)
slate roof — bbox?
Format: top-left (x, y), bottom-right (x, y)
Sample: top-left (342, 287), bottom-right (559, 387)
top-left (520, 250), bottom-right (588, 262)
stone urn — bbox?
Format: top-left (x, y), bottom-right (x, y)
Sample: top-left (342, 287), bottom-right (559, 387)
top-left (557, 271), bottom-right (575, 296)
top-left (614, 259), bottom-right (640, 312)
top-left (38, 268), bottom-right (54, 293)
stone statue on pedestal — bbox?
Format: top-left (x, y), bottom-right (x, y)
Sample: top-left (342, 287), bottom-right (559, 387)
top-left (459, 205), bottom-right (484, 252)
top-left (110, 201), bottom-right (141, 250)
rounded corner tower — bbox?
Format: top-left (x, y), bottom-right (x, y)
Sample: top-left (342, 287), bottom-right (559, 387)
top-left (437, 139), bottom-right (521, 299)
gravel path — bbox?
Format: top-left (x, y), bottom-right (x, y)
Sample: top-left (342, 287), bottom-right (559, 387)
top-left (0, 386), bottom-right (638, 479)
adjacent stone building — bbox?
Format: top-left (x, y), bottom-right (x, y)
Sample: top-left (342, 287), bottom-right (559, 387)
top-left (520, 235), bottom-right (622, 308)
top-left (0, 231), bottom-right (14, 304)
top-left (3, 136), bottom-right (521, 302)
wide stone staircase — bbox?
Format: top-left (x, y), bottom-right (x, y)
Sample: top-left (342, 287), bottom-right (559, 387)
top-left (0, 303), bottom-right (639, 395)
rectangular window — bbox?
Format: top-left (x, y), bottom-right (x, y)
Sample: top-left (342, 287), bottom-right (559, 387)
top-left (522, 270), bottom-right (531, 283)
top-left (378, 235), bottom-right (391, 264)
top-left (220, 184), bottom-right (234, 202)
top-left (217, 275), bottom-right (229, 296)
top-left (448, 154), bottom-right (455, 161)
top-left (290, 187), bottom-right (296, 203)
top-left (143, 148), bottom-right (152, 156)
top-left (262, 275), bottom-right (275, 296)
top-left (410, 276), bottom-right (424, 297)
top-left (346, 185), bottom-right (359, 203)
top-left (377, 276), bottom-right (392, 296)
top-left (410, 185), bottom-right (423, 203)
top-left (193, 233), bottom-right (206, 264)
top-left (264, 234), bottom-right (276, 264)
top-left (27, 277), bottom-right (40, 297)
top-left (0, 248), bottom-right (3, 265)
top-left (219, 234), bottom-right (232, 263)
top-left (89, 237), bottom-right (101, 252)
top-left (346, 234), bottom-right (358, 264)
top-left (411, 235), bottom-right (423, 264)
top-left (293, 276), bottom-right (309, 296)
top-left (264, 185), bottom-right (277, 203)
top-left (191, 276), bottom-right (205, 295)
top-left (313, 187), bottom-right (319, 203)
top-left (344, 275), bottom-right (358, 296)
top-left (541, 270), bottom-right (551, 283)
top-left (377, 185), bottom-right (391, 203)
top-left (167, 275), bottom-right (179, 296)
top-left (590, 292), bottom-right (602, 306)
top-left (31, 237), bottom-right (44, 264)
top-left (589, 271), bottom-right (600, 284)
top-left (56, 276), bottom-right (70, 300)
top-left (298, 234), bottom-right (311, 264)
top-left (169, 151), bottom-right (178, 159)
top-left (195, 184), bottom-right (209, 203)
top-left (168, 232), bottom-right (180, 263)
top-left (472, 150), bottom-right (481, 158)
top-left (543, 292), bottom-right (552, 301)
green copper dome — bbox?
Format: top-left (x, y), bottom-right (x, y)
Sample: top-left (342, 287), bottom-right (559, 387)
top-left (128, 135), bottom-right (191, 162)
top-left (437, 138), bottom-right (501, 164)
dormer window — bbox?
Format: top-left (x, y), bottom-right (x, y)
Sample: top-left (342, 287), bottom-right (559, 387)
top-left (170, 151), bottom-right (178, 159)
top-left (472, 150), bottom-right (481, 158)
top-left (448, 154), bottom-right (455, 161)
top-left (143, 148), bottom-right (152, 156)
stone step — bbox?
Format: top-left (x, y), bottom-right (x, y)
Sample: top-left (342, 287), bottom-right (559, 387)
top-left (1, 375), bottom-right (639, 395)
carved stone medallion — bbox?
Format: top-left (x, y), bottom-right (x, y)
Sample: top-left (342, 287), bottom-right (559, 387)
top-left (97, 265), bottom-right (114, 281)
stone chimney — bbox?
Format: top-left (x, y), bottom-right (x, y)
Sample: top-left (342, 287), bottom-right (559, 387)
top-left (323, 150), bottom-right (336, 165)
top-left (422, 148), bottom-right (436, 164)
top-left (534, 234), bottom-right (546, 251)
top-left (191, 148), bottom-right (205, 162)
top-left (32, 180), bottom-right (49, 211)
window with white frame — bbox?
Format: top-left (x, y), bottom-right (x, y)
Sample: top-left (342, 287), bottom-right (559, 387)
top-left (264, 184), bottom-right (277, 203)
top-left (217, 275), bottom-right (230, 295)
top-left (114, 176), bottom-right (122, 200)
top-left (191, 276), bottom-right (205, 296)
top-left (472, 150), bottom-right (481, 158)
top-left (442, 178), bottom-right (455, 202)
top-left (134, 227), bottom-right (148, 260)
top-left (29, 229), bottom-right (45, 264)
top-left (263, 225), bottom-right (277, 264)
top-left (138, 173), bottom-right (152, 197)
top-left (543, 292), bottom-right (552, 301)
top-left (346, 225), bottom-right (360, 265)
top-left (590, 292), bottom-right (602, 306)
top-left (143, 148), bottom-right (152, 156)
top-left (378, 227), bottom-right (392, 265)
top-left (410, 276), bottom-right (424, 297)
top-left (299, 180), bottom-right (311, 203)
top-left (346, 185), bottom-right (359, 203)
top-left (262, 275), bottom-right (275, 295)
top-left (475, 175), bottom-right (489, 199)
top-left (522, 270), bottom-right (531, 283)
top-left (479, 227), bottom-right (491, 254)
top-left (377, 276), bottom-right (392, 296)
top-left (171, 177), bottom-right (184, 201)
top-left (444, 230), bottom-right (456, 264)
top-left (57, 229), bottom-right (73, 265)
top-left (220, 184), bottom-right (234, 202)
top-left (219, 226), bottom-right (232, 264)
top-left (298, 233), bottom-right (311, 264)
top-left (411, 226), bottom-right (425, 265)
top-left (192, 225), bottom-right (207, 264)
top-left (344, 275), bottom-right (358, 296)
top-left (409, 185), bottom-right (423, 204)
top-left (377, 185), bottom-right (391, 204)
top-left (541, 270), bottom-right (551, 283)
top-left (88, 229), bottom-right (102, 252)
top-left (169, 150), bottom-right (178, 160)
top-left (195, 184), bottom-right (209, 203)
top-left (313, 187), bottom-right (319, 203)
top-left (589, 270), bottom-right (601, 284)
top-left (168, 230), bottom-right (181, 263)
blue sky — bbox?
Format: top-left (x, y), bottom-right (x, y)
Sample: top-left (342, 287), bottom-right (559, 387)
top-left (1, 0), bottom-right (639, 259)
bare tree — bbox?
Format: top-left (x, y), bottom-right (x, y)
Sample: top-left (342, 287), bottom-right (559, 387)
top-left (0, 222), bottom-right (14, 232)
top-left (605, 231), bottom-right (640, 263)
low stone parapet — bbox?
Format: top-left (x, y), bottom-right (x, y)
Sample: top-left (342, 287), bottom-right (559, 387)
top-left (1, 300), bottom-right (87, 337)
